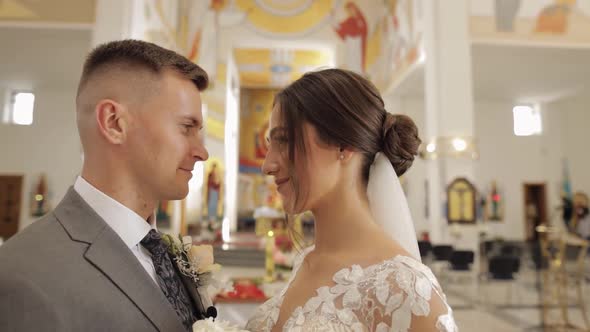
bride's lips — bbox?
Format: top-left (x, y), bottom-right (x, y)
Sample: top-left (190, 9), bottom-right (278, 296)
top-left (275, 177), bottom-right (290, 191)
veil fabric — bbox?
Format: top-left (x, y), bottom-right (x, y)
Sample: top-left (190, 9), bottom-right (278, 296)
top-left (367, 153), bottom-right (421, 261)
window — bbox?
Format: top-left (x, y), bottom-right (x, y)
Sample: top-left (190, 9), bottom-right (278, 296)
top-left (513, 104), bottom-right (542, 136)
top-left (4, 91), bottom-right (35, 126)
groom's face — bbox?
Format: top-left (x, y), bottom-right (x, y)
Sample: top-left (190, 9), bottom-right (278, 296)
top-left (125, 70), bottom-right (209, 200)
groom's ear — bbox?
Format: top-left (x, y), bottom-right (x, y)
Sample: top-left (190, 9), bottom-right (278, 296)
top-left (95, 99), bottom-right (128, 145)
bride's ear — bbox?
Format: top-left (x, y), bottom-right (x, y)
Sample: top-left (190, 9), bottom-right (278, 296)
top-left (338, 146), bottom-right (354, 163)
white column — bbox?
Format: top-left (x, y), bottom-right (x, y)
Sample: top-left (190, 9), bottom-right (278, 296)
top-left (222, 51), bottom-right (240, 241)
top-left (423, 0), bottom-right (478, 253)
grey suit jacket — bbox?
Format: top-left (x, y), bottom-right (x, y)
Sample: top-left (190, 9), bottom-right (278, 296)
top-left (0, 188), bottom-right (187, 332)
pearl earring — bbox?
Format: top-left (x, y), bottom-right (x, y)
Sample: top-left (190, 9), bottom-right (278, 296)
top-left (339, 154), bottom-right (344, 160)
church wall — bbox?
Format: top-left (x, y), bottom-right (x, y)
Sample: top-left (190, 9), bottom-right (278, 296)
top-left (0, 86), bottom-right (82, 231)
top-left (392, 95), bottom-right (581, 241)
top-left (0, 28), bottom-right (89, 232)
top-left (554, 94), bottom-right (590, 197)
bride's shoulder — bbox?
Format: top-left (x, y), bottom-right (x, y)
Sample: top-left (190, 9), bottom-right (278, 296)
top-left (359, 255), bottom-right (457, 332)
top-left (364, 255), bottom-right (443, 297)
top-left (380, 255), bottom-right (439, 284)
top-left (326, 253), bottom-right (444, 305)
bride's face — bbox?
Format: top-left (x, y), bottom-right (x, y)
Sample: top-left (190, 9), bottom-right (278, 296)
top-left (261, 106), bottom-right (342, 214)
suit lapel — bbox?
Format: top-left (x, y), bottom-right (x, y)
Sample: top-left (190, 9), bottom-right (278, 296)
top-left (54, 188), bottom-right (186, 332)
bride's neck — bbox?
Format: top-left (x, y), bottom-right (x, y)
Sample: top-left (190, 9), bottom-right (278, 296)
top-left (310, 183), bottom-right (378, 254)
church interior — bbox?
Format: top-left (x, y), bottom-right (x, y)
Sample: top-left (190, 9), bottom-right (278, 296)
top-left (1, 0), bottom-right (590, 330)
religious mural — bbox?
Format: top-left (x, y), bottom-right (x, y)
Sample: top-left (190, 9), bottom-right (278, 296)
top-left (334, 2), bottom-right (368, 73)
top-left (471, 0), bottom-right (590, 46)
top-left (447, 178), bottom-right (477, 224)
top-left (137, 0), bottom-right (424, 92)
top-left (235, 0), bottom-right (338, 37)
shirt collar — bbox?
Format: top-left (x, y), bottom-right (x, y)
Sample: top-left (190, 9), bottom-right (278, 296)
top-left (74, 176), bottom-right (154, 248)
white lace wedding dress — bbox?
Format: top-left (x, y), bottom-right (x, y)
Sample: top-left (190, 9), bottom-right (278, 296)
top-left (246, 247), bottom-right (457, 332)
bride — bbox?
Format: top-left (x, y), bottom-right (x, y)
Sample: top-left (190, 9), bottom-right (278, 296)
top-left (246, 69), bottom-right (457, 332)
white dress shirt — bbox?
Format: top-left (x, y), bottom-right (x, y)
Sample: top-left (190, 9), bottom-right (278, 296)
top-left (74, 176), bottom-right (159, 284)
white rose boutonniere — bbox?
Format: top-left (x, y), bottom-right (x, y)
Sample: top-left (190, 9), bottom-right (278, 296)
top-left (162, 235), bottom-right (221, 287)
top-left (192, 317), bottom-right (250, 332)
top-left (162, 234), bottom-right (222, 315)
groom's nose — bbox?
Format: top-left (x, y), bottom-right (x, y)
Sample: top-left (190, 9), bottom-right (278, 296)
top-left (191, 138), bottom-right (209, 162)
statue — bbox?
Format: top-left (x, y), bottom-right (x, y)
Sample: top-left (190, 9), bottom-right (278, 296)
top-left (572, 192), bottom-right (589, 239)
top-left (31, 174), bottom-right (50, 217)
top-left (207, 162), bottom-right (222, 221)
top-left (487, 181), bottom-right (504, 221)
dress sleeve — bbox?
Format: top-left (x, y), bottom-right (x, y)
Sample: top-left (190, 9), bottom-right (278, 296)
top-left (355, 257), bottom-right (458, 332)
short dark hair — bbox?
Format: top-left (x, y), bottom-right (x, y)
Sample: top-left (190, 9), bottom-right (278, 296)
top-left (275, 68), bottom-right (421, 209)
top-left (77, 39), bottom-right (208, 96)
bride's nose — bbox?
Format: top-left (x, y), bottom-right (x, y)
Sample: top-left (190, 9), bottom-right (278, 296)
top-left (261, 158), bottom-right (279, 176)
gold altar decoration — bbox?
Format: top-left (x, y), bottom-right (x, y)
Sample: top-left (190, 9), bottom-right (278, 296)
top-left (254, 206), bottom-right (305, 282)
top-left (447, 178), bottom-right (477, 224)
top-left (264, 229), bottom-right (275, 283)
top-left (536, 225), bottom-right (590, 331)
top-left (254, 206), bottom-right (283, 283)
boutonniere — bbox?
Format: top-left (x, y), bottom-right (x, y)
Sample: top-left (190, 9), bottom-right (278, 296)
top-left (192, 318), bottom-right (250, 332)
top-left (161, 234), bottom-right (221, 288)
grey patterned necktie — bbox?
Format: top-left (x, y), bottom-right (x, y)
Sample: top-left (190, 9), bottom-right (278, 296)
top-left (141, 229), bottom-right (197, 331)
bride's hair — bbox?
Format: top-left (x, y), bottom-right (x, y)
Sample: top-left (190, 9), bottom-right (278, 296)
top-left (274, 68), bottom-right (421, 195)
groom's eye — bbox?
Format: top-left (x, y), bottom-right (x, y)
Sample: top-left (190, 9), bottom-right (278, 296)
top-left (181, 124), bottom-right (195, 134)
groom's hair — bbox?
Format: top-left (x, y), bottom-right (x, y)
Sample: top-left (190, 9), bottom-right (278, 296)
top-left (76, 39), bottom-right (208, 102)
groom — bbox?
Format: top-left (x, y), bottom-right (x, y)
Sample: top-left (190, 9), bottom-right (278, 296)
top-left (0, 40), bottom-right (209, 331)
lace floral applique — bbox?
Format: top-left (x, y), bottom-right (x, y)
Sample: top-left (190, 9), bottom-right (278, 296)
top-left (246, 253), bottom-right (458, 332)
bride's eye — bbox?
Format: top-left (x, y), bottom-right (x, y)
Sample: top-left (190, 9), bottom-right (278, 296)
top-left (268, 127), bottom-right (288, 149)
top-left (275, 137), bottom-right (288, 148)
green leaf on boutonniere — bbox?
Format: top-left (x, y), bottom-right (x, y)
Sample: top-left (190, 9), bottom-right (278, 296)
top-left (161, 234), bottom-right (181, 256)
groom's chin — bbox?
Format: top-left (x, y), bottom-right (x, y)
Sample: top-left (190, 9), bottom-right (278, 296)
top-left (164, 185), bottom-right (190, 201)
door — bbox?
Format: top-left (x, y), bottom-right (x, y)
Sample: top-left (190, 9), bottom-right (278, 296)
top-left (0, 176), bottom-right (23, 240)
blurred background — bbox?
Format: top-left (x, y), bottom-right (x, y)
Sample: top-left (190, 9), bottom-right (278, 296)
top-left (1, 0), bottom-right (589, 330)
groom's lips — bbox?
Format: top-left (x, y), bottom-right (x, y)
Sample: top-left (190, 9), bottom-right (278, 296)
top-left (179, 168), bottom-right (194, 177)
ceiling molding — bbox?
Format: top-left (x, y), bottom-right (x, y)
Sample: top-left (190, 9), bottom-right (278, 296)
top-left (0, 20), bottom-right (93, 30)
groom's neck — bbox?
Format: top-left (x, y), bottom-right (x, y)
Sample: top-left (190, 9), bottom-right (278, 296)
top-left (81, 164), bottom-right (156, 221)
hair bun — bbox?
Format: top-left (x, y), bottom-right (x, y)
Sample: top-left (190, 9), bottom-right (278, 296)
top-left (381, 113), bottom-right (421, 176)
